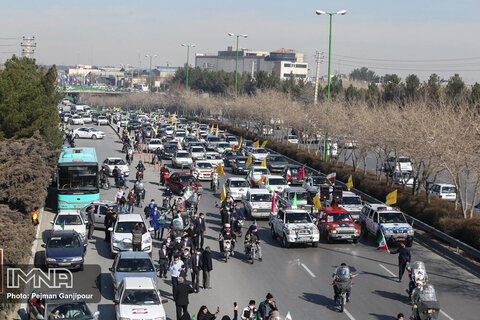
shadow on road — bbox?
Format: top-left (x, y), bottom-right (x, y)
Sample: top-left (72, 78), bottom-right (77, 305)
top-left (361, 271), bottom-right (393, 281)
top-left (368, 313), bottom-right (397, 320)
top-left (97, 303), bottom-right (115, 320)
top-left (92, 235), bottom-right (113, 259)
top-left (96, 273), bottom-right (114, 300)
top-left (372, 290), bottom-right (409, 303)
top-left (299, 292), bottom-right (338, 312)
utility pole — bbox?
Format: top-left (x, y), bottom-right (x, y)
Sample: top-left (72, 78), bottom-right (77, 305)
top-left (21, 36), bottom-right (36, 58)
top-left (251, 60), bottom-right (255, 79)
top-left (313, 51), bottom-right (324, 105)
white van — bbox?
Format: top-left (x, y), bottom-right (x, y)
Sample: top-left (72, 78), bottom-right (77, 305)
top-left (430, 183), bottom-right (457, 202)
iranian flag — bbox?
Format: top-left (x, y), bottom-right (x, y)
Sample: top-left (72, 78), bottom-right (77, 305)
top-left (285, 168), bottom-right (292, 182)
top-left (326, 171), bottom-right (336, 182)
top-left (376, 230), bottom-right (388, 250)
top-left (285, 312), bottom-right (292, 320)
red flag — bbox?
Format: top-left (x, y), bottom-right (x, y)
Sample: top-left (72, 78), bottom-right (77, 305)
top-left (271, 191), bottom-right (276, 214)
top-left (231, 144), bottom-right (235, 151)
top-left (297, 166), bottom-right (305, 180)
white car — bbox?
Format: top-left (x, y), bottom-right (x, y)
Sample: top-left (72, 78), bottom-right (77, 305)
top-left (393, 170), bottom-right (414, 187)
top-left (147, 138), bottom-right (163, 152)
top-left (286, 135), bottom-right (299, 144)
top-left (70, 114), bottom-right (84, 125)
top-left (250, 148), bottom-right (269, 163)
top-left (249, 166), bottom-right (271, 186)
top-left (51, 212), bottom-right (87, 240)
top-left (242, 189), bottom-right (273, 219)
top-left (193, 161), bottom-right (214, 180)
top-left (225, 177), bottom-right (249, 201)
top-left (384, 156), bottom-right (413, 173)
top-left (172, 150), bottom-right (193, 169)
top-left (190, 146), bottom-right (206, 160)
top-left (303, 176), bottom-right (332, 196)
top-left (82, 114), bottom-right (92, 124)
top-left (73, 127), bottom-right (105, 139)
top-left (205, 152), bottom-right (224, 168)
top-left (430, 183), bottom-right (457, 202)
top-left (114, 277), bottom-right (166, 320)
top-left (62, 112), bottom-right (71, 123)
top-left (109, 214), bottom-right (153, 255)
top-left (103, 157), bottom-right (130, 176)
top-left (225, 136), bottom-right (239, 147)
top-left (95, 116), bottom-right (108, 125)
top-left (215, 142), bottom-right (231, 154)
top-left (261, 175), bottom-right (288, 193)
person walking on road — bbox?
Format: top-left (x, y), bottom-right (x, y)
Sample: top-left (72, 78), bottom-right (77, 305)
top-left (86, 206), bottom-right (95, 239)
top-left (241, 300), bottom-right (257, 320)
top-left (173, 276), bottom-right (194, 320)
top-left (200, 246), bottom-right (213, 289)
top-left (158, 243), bottom-right (169, 278)
top-left (127, 189), bottom-right (137, 213)
top-left (132, 223), bottom-right (144, 251)
top-left (150, 206), bottom-right (161, 239)
top-left (170, 255), bottom-right (185, 293)
top-left (104, 208), bottom-right (117, 242)
top-left (388, 243), bottom-right (411, 282)
top-left (157, 209), bottom-right (167, 240)
top-left (115, 187), bottom-right (124, 204)
top-left (257, 293), bottom-right (278, 320)
top-left (191, 248), bottom-right (202, 292)
top-left (196, 212), bottom-right (206, 249)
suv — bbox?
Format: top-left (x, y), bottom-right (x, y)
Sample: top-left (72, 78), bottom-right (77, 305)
top-left (109, 214), bottom-right (153, 256)
top-left (384, 156), bottom-right (412, 173)
top-left (225, 177), bottom-right (249, 201)
top-left (360, 204), bottom-right (414, 247)
top-left (242, 189), bottom-right (273, 219)
top-left (232, 156), bottom-right (249, 175)
top-left (80, 201), bottom-right (129, 229)
top-left (269, 208), bottom-right (319, 248)
top-left (429, 183), bottom-right (457, 202)
top-left (325, 191), bottom-right (363, 222)
top-left (51, 212), bottom-right (87, 240)
top-left (317, 206), bottom-right (360, 243)
top-left (276, 187), bottom-right (310, 209)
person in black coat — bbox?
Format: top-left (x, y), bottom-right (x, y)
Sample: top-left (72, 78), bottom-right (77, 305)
top-left (197, 305), bottom-right (220, 320)
top-left (388, 242), bottom-right (411, 282)
top-left (200, 246), bottom-right (213, 289)
top-left (173, 277), bottom-right (195, 320)
top-left (190, 247), bottom-right (202, 292)
top-left (196, 213), bottom-right (207, 248)
top-left (158, 243), bottom-right (169, 278)
top-left (104, 208), bottom-right (117, 242)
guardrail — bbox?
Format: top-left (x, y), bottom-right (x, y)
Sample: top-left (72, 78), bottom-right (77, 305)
top-left (263, 146), bottom-right (480, 261)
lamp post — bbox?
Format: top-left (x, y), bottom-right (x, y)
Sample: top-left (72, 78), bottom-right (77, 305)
top-left (315, 9), bottom-right (346, 162)
top-left (145, 54), bottom-right (157, 95)
top-left (181, 44), bottom-right (196, 95)
top-left (228, 32), bottom-right (248, 128)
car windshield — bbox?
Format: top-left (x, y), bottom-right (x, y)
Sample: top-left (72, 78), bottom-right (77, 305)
top-left (48, 236), bottom-right (80, 248)
top-left (116, 258), bottom-right (155, 272)
top-left (286, 212), bottom-right (312, 224)
top-left (150, 140), bottom-right (161, 144)
top-left (192, 147), bottom-right (204, 152)
top-left (251, 194), bottom-right (272, 202)
top-left (253, 168), bottom-right (269, 175)
top-left (269, 156), bottom-right (285, 162)
top-left (288, 135), bottom-right (297, 139)
top-left (230, 180), bottom-right (248, 188)
top-left (442, 186), bottom-right (456, 193)
top-left (398, 157), bottom-right (411, 163)
top-left (312, 177), bottom-right (330, 185)
top-left (327, 212), bottom-right (352, 223)
top-left (236, 159), bottom-right (247, 164)
top-left (343, 196), bottom-right (362, 205)
top-left (269, 178), bottom-right (286, 185)
top-left (288, 192), bottom-right (308, 201)
top-left (176, 153), bottom-right (189, 158)
top-left (108, 204), bottom-right (130, 215)
top-left (108, 159), bottom-right (126, 165)
top-left (179, 176), bottom-right (196, 183)
top-left (165, 146), bottom-right (177, 152)
top-left (226, 137), bottom-right (237, 142)
top-left (208, 137), bottom-right (220, 142)
top-left (121, 289), bottom-right (160, 305)
top-left (218, 143), bottom-right (229, 148)
top-left (255, 148), bottom-right (268, 154)
top-left (89, 128), bottom-right (100, 132)
top-left (115, 222), bottom-right (146, 233)
top-left (197, 163), bottom-right (212, 169)
top-left (380, 212), bottom-right (407, 224)
top-left (46, 302), bottom-right (93, 319)
top-left (58, 165), bottom-right (98, 193)
top-left (55, 215), bottom-right (83, 226)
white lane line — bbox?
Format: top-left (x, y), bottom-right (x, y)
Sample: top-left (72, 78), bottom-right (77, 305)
top-left (301, 263), bottom-right (316, 278)
top-left (440, 310), bottom-right (454, 320)
top-left (378, 263), bottom-right (396, 277)
top-left (344, 308), bottom-right (356, 320)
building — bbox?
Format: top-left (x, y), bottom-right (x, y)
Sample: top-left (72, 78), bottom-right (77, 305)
top-left (195, 47), bottom-right (308, 80)
top-left (67, 65), bottom-right (101, 77)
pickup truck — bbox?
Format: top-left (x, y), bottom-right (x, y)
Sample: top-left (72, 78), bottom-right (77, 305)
top-left (359, 203), bottom-right (414, 247)
top-left (325, 191), bottom-right (363, 222)
top-left (242, 189), bottom-right (273, 219)
top-left (317, 206), bottom-right (360, 243)
top-left (276, 187), bottom-right (310, 210)
top-left (269, 207), bottom-right (319, 248)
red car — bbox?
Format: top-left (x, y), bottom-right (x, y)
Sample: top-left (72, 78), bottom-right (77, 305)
top-left (317, 206), bottom-right (360, 243)
top-left (166, 172), bottom-right (203, 195)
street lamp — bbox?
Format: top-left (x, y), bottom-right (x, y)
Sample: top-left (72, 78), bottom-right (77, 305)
top-left (315, 9), bottom-right (347, 162)
top-left (228, 32), bottom-right (248, 128)
top-left (145, 54), bottom-right (157, 95)
top-left (181, 44), bottom-right (196, 94)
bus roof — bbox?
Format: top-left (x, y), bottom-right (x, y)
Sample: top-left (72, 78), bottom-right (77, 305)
top-left (59, 147), bottom-right (98, 164)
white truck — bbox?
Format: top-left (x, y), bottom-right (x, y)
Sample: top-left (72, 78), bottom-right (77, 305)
top-left (269, 207), bottom-right (319, 248)
top-left (242, 189), bottom-right (273, 219)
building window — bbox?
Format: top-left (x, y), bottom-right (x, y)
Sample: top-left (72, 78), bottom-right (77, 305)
top-left (283, 73), bottom-right (293, 78)
top-left (296, 64), bottom-right (307, 68)
top-left (284, 63), bottom-right (291, 67)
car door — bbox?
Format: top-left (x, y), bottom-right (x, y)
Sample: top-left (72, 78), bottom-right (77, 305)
top-left (275, 210), bottom-right (284, 235)
top-left (96, 205), bottom-right (108, 228)
top-left (370, 211), bottom-right (379, 233)
top-left (110, 254), bottom-right (119, 284)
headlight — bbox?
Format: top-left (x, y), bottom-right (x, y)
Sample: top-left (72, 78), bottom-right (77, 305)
top-left (407, 229), bottom-right (414, 235)
top-left (143, 246), bottom-right (151, 251)
top-left (46, 257), bottom-right (56, 262)
top-left (71, 257), bottom-right (83, 261)
top-left (142, 237), bottom-right (151, 244)
top-left (354, 229), bottom-right (360, 234)
top-left (312, 227), bottom-right (319, 234)
top-left (330, 230), bottom-right (337, 234)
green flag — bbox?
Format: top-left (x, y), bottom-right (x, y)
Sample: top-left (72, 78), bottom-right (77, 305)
top-left (292, 193), bottom-right (298, 208)
top-left (266, 175), bottom-right (271, 192)
top-left (60, 220), bottom-right (65, 229)
top-left (138, 107), bottom-right (142, 113)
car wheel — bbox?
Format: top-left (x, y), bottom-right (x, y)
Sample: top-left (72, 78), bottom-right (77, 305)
top-left (79, 263), bottom-right (84, 271)
top-left (312, 241), bottom-right (319, 247)
top-left (353, 239), bottom-right (359, 244)
top-left (92, 135), bottom-right (97, 140)
top-left (271, 226), bottom-right (276, 240)
top-left (282, 234), bottom-right (290, 248)
top-left (327, 235), bottom-right (333, 244)
top-left (361, 223), bottom-right (368, 239)
top-left (74, 134), bottom-right (79, 139)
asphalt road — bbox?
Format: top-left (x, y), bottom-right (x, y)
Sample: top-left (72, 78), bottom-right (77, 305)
top-left (30, 123), bottom-right (480, 320)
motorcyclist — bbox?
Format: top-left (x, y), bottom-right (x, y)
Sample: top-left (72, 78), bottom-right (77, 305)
top-left (221, 192), bottom-right (235, 211)
top-left (153, 147), bottom-right (162, 165)
top-left (160, 164), bottom-right (170, 185)
top-left (133, 179), bottom-right (145, 203)
top-left (112, 166), bottom-right (121, 186)
top-left (219, 223), bottom-right (236, 255)
top-left (136, 160), bottom-right (146, 172)
top-left (332, 263), bottom-right (354, 303)
top-left (162, 186), bottom-right (173, 208)
top-left (244, 224), bottom-right (262, 261)
top-left (126, 146), bottom-right (134, 164)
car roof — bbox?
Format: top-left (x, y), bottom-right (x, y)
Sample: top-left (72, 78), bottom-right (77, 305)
top-left (227, 177), bottom-right (247, 182)
top-left (284, 187), bottom-right (307, 193)
top-left (280, 208), bottom-right (309, 214)
top-left (122, 277), bottom-right (156, 289)
top-left (268, 175), bottom-right (285, 180)
top-left (56, 212), bottom-right (82, 216)
top-left (366, 203), bottom-right (400, 212)
top-left (342, 191), bottom-right (358, 197)
top-left (118, 251), bottom-right (152, 259)
top-left (433, 183), bottom-right (456, 187)
top-left (106, 157), bottom-right (122, 160)
top-left (248, 189), bottom-right (271, 194)
top-left (116, 214), bottom-right (144, 222)
top-left (251, 166), bottom-right (268, 169)
top-left (322, 206), bottom-right (350, 214)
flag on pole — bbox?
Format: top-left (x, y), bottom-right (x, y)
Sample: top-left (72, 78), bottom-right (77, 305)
top-left (291, 193), bottom-right (298, 208)
top-left (326, 171), bottom-right (336, 182)
top-left (196, 127), bottom-right (199, 138)
top-left (261, 140), bottom-right (268, 148)
top-left (258, 176), bottom-right (266, 185)
top-left (376, 230), bottom-right (388, 250)
top-left (346, 175), bottom-right (353, 191)
top-left (220, 185), bottom-right (226, 203)
top-left (245, 169), bottom-right (252, 185)
top-left (271, 190), bottom-right (276, 214)
top-left (216, 163), bottom-right (225, 176)
top-left (60, 220), bottom-right (65, 230)
top-left (253, 140), bottom-right (260, 148)
top-left (237, 137), bottom-right (243, 150)
top-left (246, 154), bottom-right (252, 167)
top-left (266, 175), bottom-right (271, 191)
top-left (231, 144), bottom-right (235, 151)
top-left (138, 107), bottom-right (142, 113)
top-left (185, 127), bottom-right (189, 136)
top-left (285, 312), bottom-right (292, 320)
top-left (210, 123), bottom-right (215, 134)
top-left (152, 126), bottom-right (158, 135)
top-left (215, 124), bottom-right (219, 137)
top-left (285, 168), bottom-right (292, 183)
top-left (167, 114), bottom-right (176, 123)
top-left (297, 166), bottom-right (305, 180)
top-left (313, 194), bottom-right (321, 210)
top-left (261, 158), bottom-right (267, 167)
top-left (386, 190), bottom-right (397, 205)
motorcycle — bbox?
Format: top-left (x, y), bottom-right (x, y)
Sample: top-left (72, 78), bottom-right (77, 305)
top-left (171, 218), bottom-right (185, 240)
top-left (136, 170), bottom-right (144, 181)
top-left (99, 171), bottom-right (110, 190)
top-left (411, 284), bottom-right (440, 320)
top-left (126, 149), bottom-right (134, 165)
top-left (233, 218), bottom-right (244, 238)
top-left (135, 189), bottom-right (145, 208)
top-left (409, 261), bottom-right (428, 299)
top-left (246, 241), bottom-right (258, 265)
top-left (161, 170), bottom-right (170, 186)
top-left (334, 281), bottom-right (351, 313)
top-left (116, 174), bottom-right (127, 188)
top-left (211, 175), bottom-right (219, 191)
top-left (222, 239), bottom-right (232, 262)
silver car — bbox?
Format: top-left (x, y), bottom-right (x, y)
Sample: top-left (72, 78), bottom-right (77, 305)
top-left (109, 251), bottom-right (158, 292)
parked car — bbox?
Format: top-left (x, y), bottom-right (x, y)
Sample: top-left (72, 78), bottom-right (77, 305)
top-left (73, 127), bottom-right (105, 139)
top-left (51, 212), bottom-right (87, 240)
top-left (266, 154), bottom-right (288, 173)
top-left (384, 156), bottom-right (413, 173)
top-left (110, 252), bottom-right (157, 292)
top-left (109, 214), bottom-right (153, 256)
top-left (269, 208), bottom-right (319, 248)
top-left (317, 206), bottom-right (360, 243)
top-left (429, 183), bottom-right (457, 202)
top-left (225, 177), bottom-right (249, 201)
top-left (286, 135), bottom-right (299, 144)
top-left (102, 157), bottom-right (130, 176)
top-left (27, 295), bottom-right (99, 320)
top-left (392, 170), bottom-right (414, 187)
top-left (80, 201), bottom-right (130, 229)
top-left (114, 277), bottom-right (166, 320)
top-left (42, 230), bottom-right (87, 270)
top-left (166, 172), bottom-right (203, 195)
top-left (242, 189), bottom-right (273, 219)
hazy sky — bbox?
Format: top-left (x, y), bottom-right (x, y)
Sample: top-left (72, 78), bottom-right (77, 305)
top-left (1, 0), bottom-right (480, 82)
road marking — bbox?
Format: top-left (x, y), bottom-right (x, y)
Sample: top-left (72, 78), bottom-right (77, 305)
top-left (440, 310), bottom-right (454, 320)
top-left (301, 263), bottom-right (316, 278)
top-left (378, 263), bottom-right (396, 277)
top-left (344, 308), bottom-right (356, 320)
